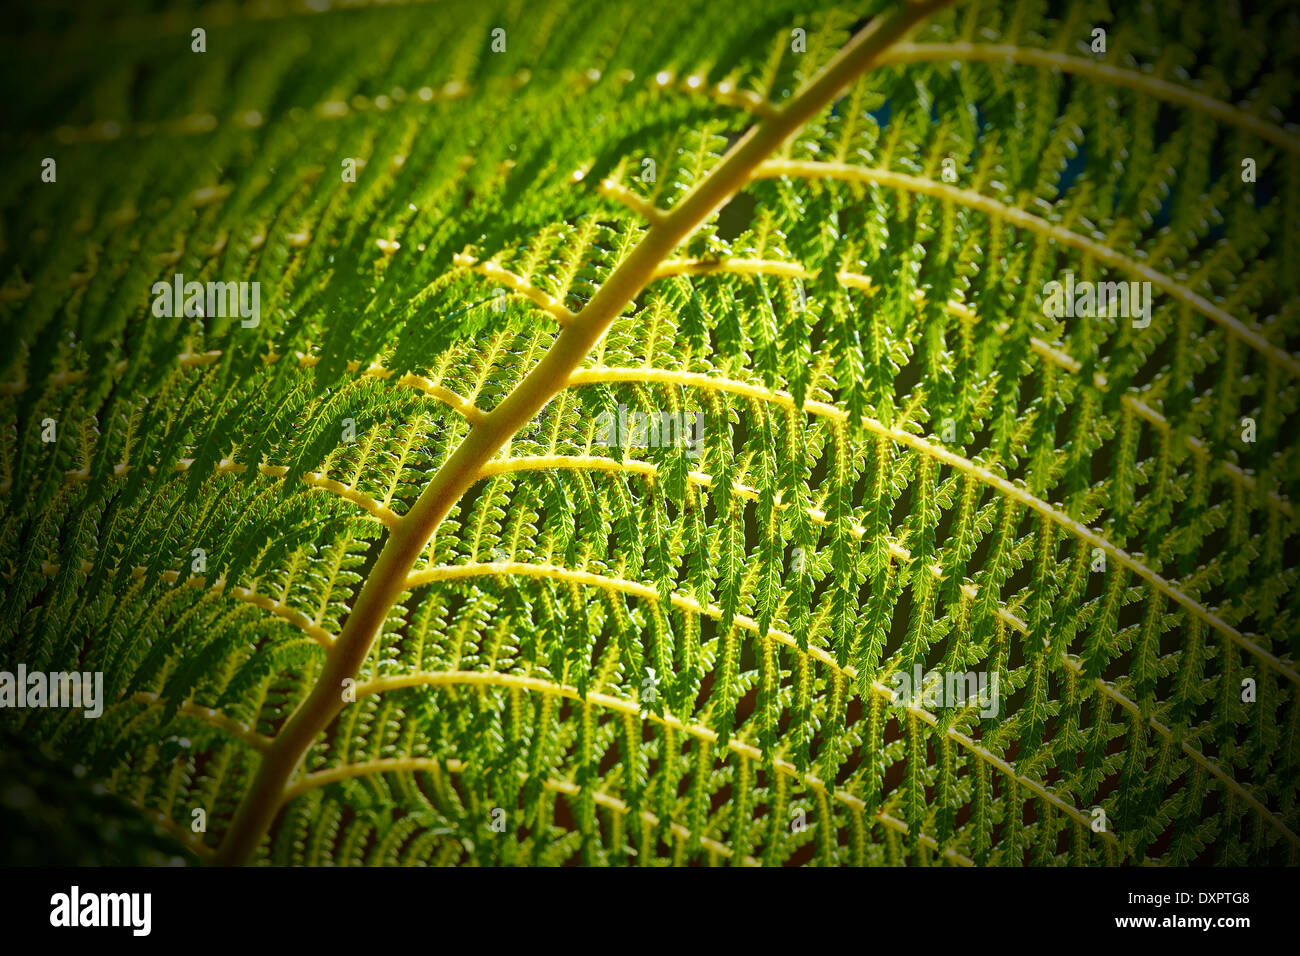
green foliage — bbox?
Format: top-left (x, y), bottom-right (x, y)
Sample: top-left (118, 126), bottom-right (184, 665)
top-left (1, 0), bottom-right (1298, 866)
top-left (0, 730), bottom-right (199, 866)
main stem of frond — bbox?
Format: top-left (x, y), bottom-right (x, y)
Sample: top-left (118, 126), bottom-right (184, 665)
top-left (213, 0), bottom-right (957, 866)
